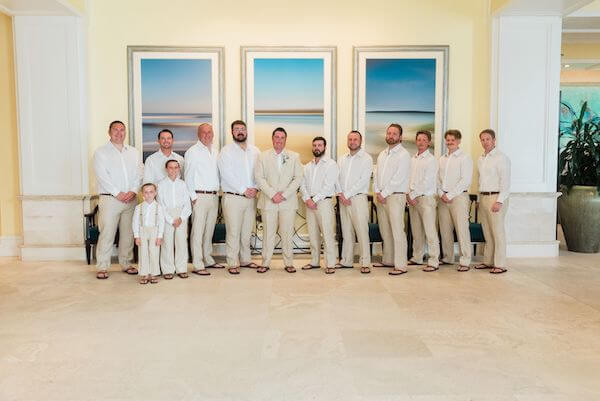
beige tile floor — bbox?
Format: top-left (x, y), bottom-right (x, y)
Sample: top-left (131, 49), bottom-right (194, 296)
top-left (1, 249), bottom-right (600, 401)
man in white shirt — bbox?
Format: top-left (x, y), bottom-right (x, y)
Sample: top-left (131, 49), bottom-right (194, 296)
top-left (300, 137), bottom-right (339, 274)
top-left (184, 123), bottom-right (221, 276)
top-left (143, 129), bottom-right (184, 185)
top-left (337, 131), bottom-right (373, 274)
top-left (407, 130), bottom-right (440, 271)
top-left (254, 127), bottom-right (303, 273)
top-left (158, 160), bottom-right (192, 279)
top-left (437, 129), bottom-right (473, 271)
top-left (217, 120), bottom-right (260, 275)
top-left (476, 128), bottom-right (511, 274)
top-left (93, 120), bottom-right (143, 279)
top-left (373, 124), bottom-right (411, 275)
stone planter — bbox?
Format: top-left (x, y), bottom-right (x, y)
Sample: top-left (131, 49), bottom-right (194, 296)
top-left (558, 185), bottom-right (600, 253)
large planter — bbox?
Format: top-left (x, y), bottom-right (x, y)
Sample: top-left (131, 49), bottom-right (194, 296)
top-left (558, 185), bottom-right (600, 253)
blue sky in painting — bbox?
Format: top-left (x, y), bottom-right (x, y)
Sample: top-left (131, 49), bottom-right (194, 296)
top-left (366, 59), bottom-right (435, 112)
top-left (141, 59), bottom-right (212, 114)
top-left (254, 58), bottom-right (324, 111)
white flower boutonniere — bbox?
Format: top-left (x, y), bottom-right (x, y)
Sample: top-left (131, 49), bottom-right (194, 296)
top-left (282, 154), bottom-right (289, 165)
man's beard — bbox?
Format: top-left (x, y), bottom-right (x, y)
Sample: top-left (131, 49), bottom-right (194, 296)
top-left (233, 134), bottom-right (247, 143)
top-left (386, 137), bottom-right (400, 145)
top-left (312, 149), bottom-right (325, 158)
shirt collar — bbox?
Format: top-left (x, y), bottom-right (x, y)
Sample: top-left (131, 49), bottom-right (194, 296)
top-left (414, 149), bottom-right (432, 159)
top-left (109, 141), bottom-right (129, 152)
top-left (446, 148), bottom-right (463, 158)
top-left (387, 144), bottom-right (403, 155)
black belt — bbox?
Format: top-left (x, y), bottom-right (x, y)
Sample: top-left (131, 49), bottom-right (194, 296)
top-left (225, 191), bottom-right (244, 197)
top-left (195, 190), bottom-right (217, 194)
top-left (443, 190), bottom-right (467, 194)
top-left (392, 192), bottom-right (406, 195)
top-left (100, 193), bottom-right (114, 197)
top-left (480, 191), bottom-right (499, 195)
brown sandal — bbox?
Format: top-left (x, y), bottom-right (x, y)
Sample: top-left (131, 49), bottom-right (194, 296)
top-left (240, 262), bottom-right (259, 268)
top-left (206, 263), bottom-right (225, 269)
top-left (177, 272), bottom-right (189, 278)
top-left (139, 277), bottom-right (149, 285)
top-left (325, 267), bottom-right (336, 274)
top-left (150, 276), bottom-right (159, 284)
top-left (192, 269), bottom-right (211, 276)
top-left (228, 267), bottom-right (240, 275)
top-left (257, 266), bottom-right (270, 273)
top-left (284, 266), bottom-right (296, 273)
top-left (474, 264), bottom-right (492, 269)
top-left (163, 274), bottom-right (174, 280)
top-left (389, 269), bottom-right (407, 275)
top-left (360, 267), bottom-right (371, 274)
top-left (123, 267), bottom-right (138, 275)
top-left (490, 267), bottom-right (507, 274)
top-left (423, 266), bottom-right (439, 272)
top-left (96, 271), bottom-right (109, 279)
top-left (457, 265), bottom-right (470, 272)
top-left (373, 262), bottom-right (394, 267)
top-left (301, 264), bottom-right (320, 270)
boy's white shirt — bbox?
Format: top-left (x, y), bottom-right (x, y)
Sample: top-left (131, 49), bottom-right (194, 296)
top-left (132, 199), bottom-right (165, 238)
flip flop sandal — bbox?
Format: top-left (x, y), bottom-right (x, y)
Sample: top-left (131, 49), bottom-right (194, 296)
top-left (360, 267), bottom-right (371, 274)
top-left (334, 263), bottom-right (353, 268)
top-left (150, 277), bottom-right (159, 284)
top-left (96, 271), bottom-right (109, 279)
top-left (302, 264), bottom-right (320, 270)
top-left (228, 267), bottom-right (240, 275)
top-left (457, 265), bottom-right (470, 272)
top-left (423, 266), bottom-right (439, 272)
top-left (439, 261), bottom-right (453, 266)
top-left (163, 274), bottom-right (174, 280)
top-left (177, 273), bottom-right (189, 278)
top-left (388, 269), bottom-right (408, 275)
top-left (407, 260), bottom-right (422, 265)
top-left (325, 268), bottom-right (336, 274)
top-left (139, 278), bottom-right (149, 285)
top-left (192, 269), bottom-right (211, 276)
top-left (284, 266), bottom-right (297, 273)
top-left (373, 263), bottom-right (394, 268)
top-left (474, 264), bottom-right (492, 269)
top-left (257, 266), bottom-right (270, 273)
top-left (490, 267), bottom-right (507, 274)
top-left (124, 267), bottom-right (138, 275)
top-left (240, 262), bottom-right (259, 268)
top-left (206, 264), bottom-right (225, 269)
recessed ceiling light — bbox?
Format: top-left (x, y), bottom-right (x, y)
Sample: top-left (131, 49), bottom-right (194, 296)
top-left (565, 64), bottom-right (570, 68)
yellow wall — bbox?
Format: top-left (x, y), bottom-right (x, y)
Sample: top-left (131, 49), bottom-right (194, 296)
top-left (0, 12), bottom-right (22, 237)
top-left (88, 0), bottom-right (491, 183)
top-left (562, 42), bottom-right (600, 60)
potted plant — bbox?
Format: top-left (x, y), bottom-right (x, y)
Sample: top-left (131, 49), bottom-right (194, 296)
top-left (558, 101), bottom-right (600, 253)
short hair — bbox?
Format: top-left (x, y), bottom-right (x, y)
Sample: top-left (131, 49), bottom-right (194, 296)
top-left (387, 123), bottom-right (403, 135)
top-left (231, 120), bottom-right (247, 130)
top-left (164, 159), bottom-right (180, 169)
top-left (141, 182), bottom-right (156, 191)
top-left (416, 130), bottom-right (432, 142)
top-left (312, 136), bottom-right (327, 147)
top-left (272, 127), bottom-right (287, 138)
top-left (108, 120), bottom-right (125, 131)
top-left (349, 130), bottom-right (362, 140)
top-left (479, 128), bottom-right (496, 139)
top-left (444, 129), bottom-right (462, 140)
top-left (157, 129), bottom-right (173, 140)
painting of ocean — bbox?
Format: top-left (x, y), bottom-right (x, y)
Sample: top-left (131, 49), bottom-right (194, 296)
top-left (142, 113), bottom-right (210, 160)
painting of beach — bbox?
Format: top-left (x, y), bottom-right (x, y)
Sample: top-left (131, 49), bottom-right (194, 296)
top-left (140, 58), bottom-right (212, 160)
top-left (253, 58), bottom-right (325, 163)
top-left (364, 58), bottom-right (436, 159)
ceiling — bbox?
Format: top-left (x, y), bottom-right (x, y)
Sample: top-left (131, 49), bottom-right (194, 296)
top-left (0, 0), bottom-right (79, 16)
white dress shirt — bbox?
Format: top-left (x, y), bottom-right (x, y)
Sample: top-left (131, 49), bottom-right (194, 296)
top-left (132, 200), bottom-right (165, 238)
top-left (157, 177), bottom-right (192, 224)
top-left (337, 149), bottom-right (373, 199)
top-left (409, 149), bottom-right (438, 199)
top-left (300, 156), bottom-right (339, 202)
top-left (373, 144), bottom-right (411, 197)
top-left (437, 148), bottom-right (473, 200)
top-left (478, 147), bottom-right (511, 203)
top-left (143, 150), bottom-right (184, 185)
top-left (217, 142), bottom-right (260, 194)
top-left (184, 140), bottom-right (220, 200)
top-left (93, 142), bottom-right (143, 196)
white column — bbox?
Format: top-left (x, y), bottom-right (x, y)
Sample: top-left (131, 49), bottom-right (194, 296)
top-left (490, 15), bottom-right (562, 257)
top-left (14, 16), bottom-right (90, 261)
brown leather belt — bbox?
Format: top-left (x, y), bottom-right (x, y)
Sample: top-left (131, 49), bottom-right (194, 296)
top-left (195, 190), bottom-right (217, 194)
top-left (480, 191), bottom-right (499, 195)
top-left (225, 191), bottom-right (244, 197)
top-left (392, 192), bottom-right (406, 194)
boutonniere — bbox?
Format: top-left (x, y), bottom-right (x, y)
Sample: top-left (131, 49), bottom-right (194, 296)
top-left (282, 153), bottom-right (289, 165)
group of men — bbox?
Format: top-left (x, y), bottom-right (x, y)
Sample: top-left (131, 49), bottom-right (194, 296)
top-left (93, 119), bottom-right (510, 279)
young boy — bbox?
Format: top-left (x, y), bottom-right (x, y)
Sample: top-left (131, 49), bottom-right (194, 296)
top-left (158, 159), bottom-right (192, 279)
top-left (133, 183), bottom-right (165, 284)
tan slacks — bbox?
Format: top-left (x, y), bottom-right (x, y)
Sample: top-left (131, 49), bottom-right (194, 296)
top-left (306, 198), bottom-right (337, 268)
top-left (376, 194), bottom-right (408, 269)
top-left (408, 195), bottom-right (440, 267)
top-left (223, 194), bottom-right (256, 267)
top-left (160, 206), bottom-right (188, 274)
top-left (339, 194), bottom-right (371, 267)
top-left (438, 192), bottom-right (472, 266)
top-left (260, 208), bottom-right (296, 268)
top-left (96, 195), bottom-right (135, 270)
top-left (138, 226), bottom-right (160, 277)
top-left (191, 194), bottom-right (218, 269)
top-left (479, 195), bottom-right (508, 268)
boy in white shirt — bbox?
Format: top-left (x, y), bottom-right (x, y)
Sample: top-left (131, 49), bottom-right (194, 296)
top-left (133, 183), bottom-right (165, 284)
top-left (158, 160), bottom-right (192, 279)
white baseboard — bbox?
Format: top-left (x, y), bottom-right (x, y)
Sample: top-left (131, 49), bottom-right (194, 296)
top-left (507, 241), bottom-right (560, 258)
top-left (0, 236), bottom-right (23, 257)
top-left (20, 245), bottom-right (86, 261)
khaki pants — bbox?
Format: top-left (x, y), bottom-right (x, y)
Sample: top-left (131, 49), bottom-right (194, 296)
top-left (138, 226), bottom-right (160, 277)
top-left (376, 194), bottom-right (408, 269)
top-left (191, 194), bottom-right (218, 269)
top-left (306, 198), bottom-right (337, 268)
top-left (223, 194), bottom-right (256, 267)
top-left (96, 195), bottom-right (135, 270)
top-left (160, 206), bottom-right (188, 274)
top-left (340, 194), bottom-right (371, 267)
top-left (408, 195), bottom-right (440, 267)
top-left (438, 192), bottom-right (472, 266)
top-left (260, 208), bottom-right (296, 268)
top-left (479, 195), bottom-right (508, 268)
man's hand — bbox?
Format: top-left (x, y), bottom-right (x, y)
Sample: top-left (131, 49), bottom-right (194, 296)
top-left (339, 194), bottom-right (351, 206)
top-left (272, 192), bottom-right (285, 204)
top-left (305, 198), bottom-right (317, 210)
top-left (124, 191), bottom-right (137, 203)
top-left (441, 193), bottom-right (452, 204)
top-left (407, 195), bottom-right (418, 206)
top-left (135, 238), bottom-right (141, 246)
top-left (155, 238), bottom-right (163, 246)
top-left (491, 202), bottom-right (503, 213)
top-left (116, 192), bottom-right (129, 202)
top-left (244, 188), bottom-right (258, 199)
top-left (173, 217), bottom-right (182, 228)
top-left (376, 192), bottom-right (386, 204)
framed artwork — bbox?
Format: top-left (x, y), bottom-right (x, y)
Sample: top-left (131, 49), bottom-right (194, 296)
top-left (242, 46), bottom-right (337, 163)
top-left (127, 46), bottom-right (224, 161)
top-left (353, 46), bottom-right (448, 160)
